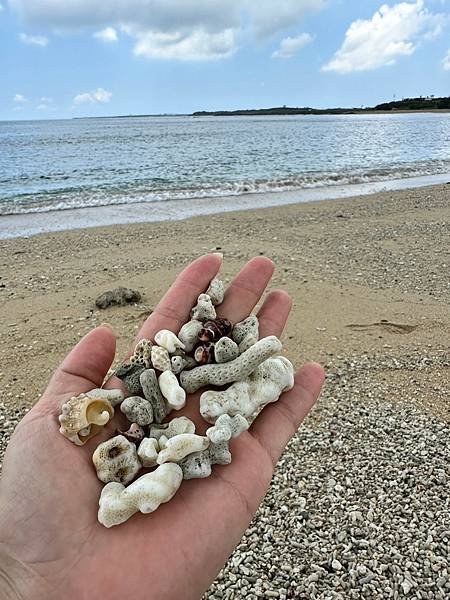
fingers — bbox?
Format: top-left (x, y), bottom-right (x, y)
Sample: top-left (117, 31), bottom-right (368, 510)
top-left (257, 289), bottom-right (292, 338)
top-left (250, 362), bottom-right (325, 467)
top-left (39, 325), bottom-right (117, 412)
top-left (134, 253), bottom-right (222, 345)
top-left (217, 257), bottom-right (275, 323)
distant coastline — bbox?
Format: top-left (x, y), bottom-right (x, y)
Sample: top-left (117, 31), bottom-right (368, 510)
top-left (70, 96), bottom-right (450, 120)
top-left (192, 96), bottom-right (450, 117)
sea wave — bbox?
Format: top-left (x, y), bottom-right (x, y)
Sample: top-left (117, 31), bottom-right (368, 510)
top-left (1, 161), bottom-right (450, 216)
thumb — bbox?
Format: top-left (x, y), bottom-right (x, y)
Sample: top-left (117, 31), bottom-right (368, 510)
top-left (38, 324), bottom-right (117, 413)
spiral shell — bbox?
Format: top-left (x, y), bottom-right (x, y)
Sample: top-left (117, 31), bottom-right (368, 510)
top-left (59, 393), bottom-right (114, 446)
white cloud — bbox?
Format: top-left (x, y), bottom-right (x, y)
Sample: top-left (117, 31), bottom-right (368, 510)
top-left (246, 0), bottom-right (325, 38)
top-left (9, 0), bottom-right (326, 60)
top-left (272, 33), bottom-right (314, 58)
top-left (131, 28), bottom-right (236, 60)
top-left (443, 49), bottom-right (450, 69)
top-left (73, 87), bottom-right (112, 105)
top-left (19, 32), bottom-right (48, 46)
top-left (13, 93), bottom-right (28, 103)
top-left (94, 26), bottom-right (118, 42)
top-left (36, 96), bottom-right (53, 110)
top-left (322, 1), bottom-right (445, 74)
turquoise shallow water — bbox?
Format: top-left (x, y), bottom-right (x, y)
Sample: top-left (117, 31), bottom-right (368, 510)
top-left (1, 113), bottom-right (449, 216)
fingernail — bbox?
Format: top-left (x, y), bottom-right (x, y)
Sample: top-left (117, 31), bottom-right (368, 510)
top-left (212, 252), bottom-right (223, 260)
top-left (100, 322), bottom-right (115, 334)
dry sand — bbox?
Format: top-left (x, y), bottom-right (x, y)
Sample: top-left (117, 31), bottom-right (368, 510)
top-left (1, 183), bottom-right (448, 422)
top-left (0, 183), bottom-right (449, 597)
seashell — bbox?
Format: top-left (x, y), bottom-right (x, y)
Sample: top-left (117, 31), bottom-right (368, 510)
top-left (232, 315), bottom-right (259, 345)
top-left (206, 414), bottom-right (249, 444)
top-left (214, 337), bottom-right (239, 363)
top-left (180, 336), bottom-right (282, 394)
top-left (198, 318), bottom-right (232, 343)
top-left (130, 338), bottom-right (153, 368)
top-left (206, 277), bottom-right (225, 306)
top-left (59, 393), bottom-right (114, 446)
top-left (137, 438), bottom-right (159, 468)
top-left (200, 356), bottom-right (294, 424)
top-left (154, 330), bottom-right (185, 354)
top-left (149, 416), bottom-right (196, 441)
top-left (120, 396), bottom-right (153, 426)
top-left (86, 388), bottom-right (124, 407)
top-left (140, 369), bottom-right (169, 424)
top-left (151, 346), bottom-right (171, 372)
top-left (178, 319), bottom-right (203, 352)
top-left (115, 362), bottom-right (145, 396)
top-left (158, 370), bottom-right (186, 411)
top-left (194, 342), bottom-right (215, 365)
top-left (92, 435), bottom-right (141, 485)
top-left (156, 433), bottom-right (209, 465)
top-left (191, 293), bottom-right (216, 321)
top-left (118, 423), bottom-right (146, 444)
top-left (98, 463), bottom-right (183, 527)
top-left (179, 441), bottom-right (231, 480)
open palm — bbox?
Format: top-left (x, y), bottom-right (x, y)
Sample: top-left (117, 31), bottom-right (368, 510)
top-left (0, 255), bottom-right (324, 600)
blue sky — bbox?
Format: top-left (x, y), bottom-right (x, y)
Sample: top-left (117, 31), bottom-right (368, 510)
top-left (1, 0), bottom-right (449, 120)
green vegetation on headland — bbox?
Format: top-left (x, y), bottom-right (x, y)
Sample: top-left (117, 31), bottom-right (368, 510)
top-left (192, 96), bottom-right (450, 116)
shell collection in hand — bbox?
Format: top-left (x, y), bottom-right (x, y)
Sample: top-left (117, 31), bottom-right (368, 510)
top-left (58, 274), bottom-right (295, 527)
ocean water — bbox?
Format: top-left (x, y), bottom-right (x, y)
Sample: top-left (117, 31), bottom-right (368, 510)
top-left (0, 113), bottom-right (449, 219)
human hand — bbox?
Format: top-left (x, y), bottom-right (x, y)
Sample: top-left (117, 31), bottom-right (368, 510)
top-left (0, 255), bottom-right (324, 600)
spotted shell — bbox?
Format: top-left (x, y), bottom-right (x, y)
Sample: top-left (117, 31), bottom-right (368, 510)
top-left (59, 394), bottom-right (114, 446)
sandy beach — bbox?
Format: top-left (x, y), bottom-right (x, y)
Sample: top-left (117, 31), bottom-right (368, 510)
top-left (1, 183), bottom-right (449, 598)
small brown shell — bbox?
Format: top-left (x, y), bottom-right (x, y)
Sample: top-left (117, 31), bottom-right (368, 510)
top-left (194, 342), bottom-right (215, 365)
top-left (198, 318), bottom-right (232, 343)
top-left (59, 394), bottom-right (114, 446)
top-left (118, 423), bottom-right (146, 444)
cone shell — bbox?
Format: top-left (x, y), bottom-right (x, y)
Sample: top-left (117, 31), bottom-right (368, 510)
top-left (59, 394), bottom-right (114, 446)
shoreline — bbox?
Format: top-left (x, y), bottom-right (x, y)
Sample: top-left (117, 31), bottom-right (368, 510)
top-left (1, 172), bottom-right (449, 240)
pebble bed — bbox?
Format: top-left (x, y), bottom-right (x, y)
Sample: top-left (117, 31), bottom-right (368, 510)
top-left (203, 353), bottom-right (449, 600)
top-left (1, 350), bottom-right (448, 598)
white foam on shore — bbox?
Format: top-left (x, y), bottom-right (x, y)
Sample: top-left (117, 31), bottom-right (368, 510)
top-left (0, 172), bottom-right (448, 240)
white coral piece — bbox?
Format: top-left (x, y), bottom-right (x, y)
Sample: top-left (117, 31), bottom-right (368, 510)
top-left (179, 441), bottom-right (231, 480)
top-left (120, 396), bottom-right (153, 426)
top-left (93, 435), bottom-right (141, 485)
top-left (214, 337), bottom-right (239, 363)
top-left (86, 388), bottom-right (124, 407)
top-left (200, 356), bottom-right (294, 424)
top-left (158, 370), bottom-right (186, 410)
top-left (149, 417), bottom-right (196, 441)
top-left (98, 463), bottom-right (183, 527)
top-left (180, 336), bottom-right (282, 394)
top-left (191, 294), bottom-right (216, 321)
top-left (178, 319), bottom-right (203, 352)
top-left (137, 438), bottom-right (159, 468)
top-left (154, 330), bottom-right (185, 353)
top-left (238, 332), bottom-right (258, 353)
top-left (157, 434), bottom-right (209, 465)
top-left (140, 369), bottom-right (169, 424)
top-left (151, 346), bottom-right (171, 372)
top-left (130, 338), bottom-right (153, 368)
top-left (206, 414), bottom-right (249, 443)
top-left (232, 316), bottom-right (259, 345)
top-left (206, 277), bottom-right (225, 305)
